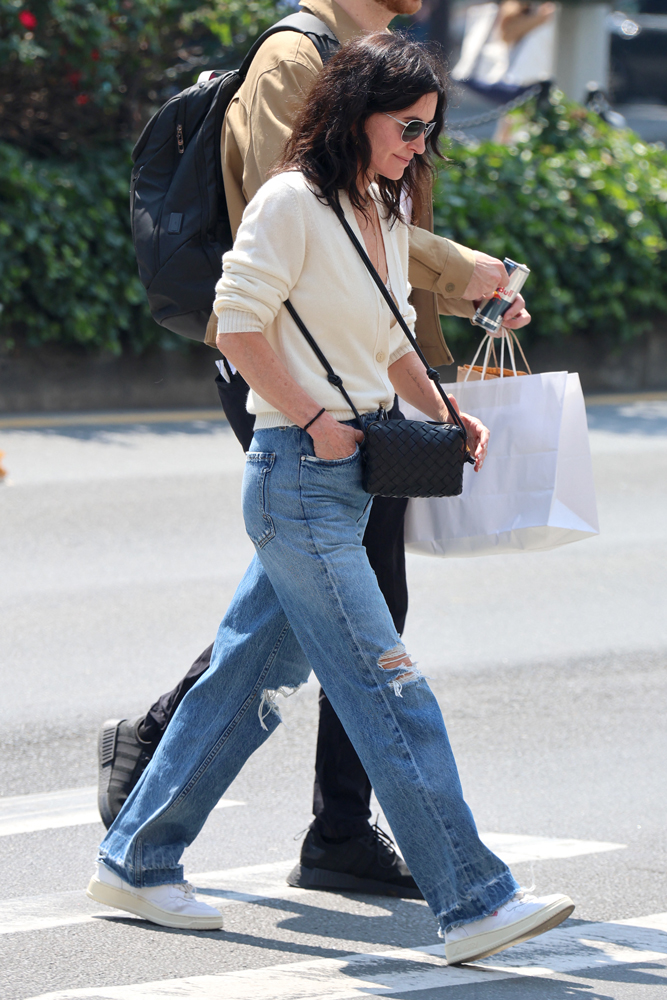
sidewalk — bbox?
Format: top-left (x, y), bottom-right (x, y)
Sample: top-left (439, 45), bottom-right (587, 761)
top-left (1, 390), bottom-right (665, 432)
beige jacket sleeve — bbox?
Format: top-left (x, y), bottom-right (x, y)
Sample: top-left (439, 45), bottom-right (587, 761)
top-left (408, 226), bottom-right (476, 319)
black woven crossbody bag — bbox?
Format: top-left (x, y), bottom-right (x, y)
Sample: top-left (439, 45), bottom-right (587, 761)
top-left (284, 202), bottom-right (474, 499)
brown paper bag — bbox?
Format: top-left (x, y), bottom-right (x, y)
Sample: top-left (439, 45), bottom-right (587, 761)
top-left (457, 364), bottom-right (528, 382)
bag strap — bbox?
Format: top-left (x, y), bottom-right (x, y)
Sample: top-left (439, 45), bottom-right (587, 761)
top-left (284, 300), bottom-right (366, 434)
top-left (239, 12), bottom-right (339, 80)
top-left (330, 201), bottom-right (467, 441)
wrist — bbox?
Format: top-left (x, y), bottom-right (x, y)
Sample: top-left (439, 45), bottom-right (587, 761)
top-left (302, 407), bottom-right (326, 433)
top-left (306, 411), bottom-right (336, 438)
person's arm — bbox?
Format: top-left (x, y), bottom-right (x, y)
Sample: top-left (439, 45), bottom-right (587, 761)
top-left (217, 330), bottom-right (363, 460)
top-left (409, 228), bottom-right (514, 301)
top-left (498, 0), bottom-right (555, 45)
top-left (388, 352), bottom-right (489, 472)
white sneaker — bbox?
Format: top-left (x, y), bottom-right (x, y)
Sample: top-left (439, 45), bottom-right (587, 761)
top-left (445, 890), bottom-right (574, 965)
top-left (86, 861), bottom-right (223, 930)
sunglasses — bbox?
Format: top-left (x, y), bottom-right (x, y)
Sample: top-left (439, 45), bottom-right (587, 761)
top-left (383, 112), bottom-right (437, 142)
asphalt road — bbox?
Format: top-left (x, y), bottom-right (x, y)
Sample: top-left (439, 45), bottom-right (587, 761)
top-left (0, 395), bottom-right (666, 1000)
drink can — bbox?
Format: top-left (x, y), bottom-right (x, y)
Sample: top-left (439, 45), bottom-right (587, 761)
top-left (472, 258), bottom-right (530, 334)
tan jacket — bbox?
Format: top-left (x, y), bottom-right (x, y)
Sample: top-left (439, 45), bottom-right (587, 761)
top-left (209, 0), bottom-right (476, 364)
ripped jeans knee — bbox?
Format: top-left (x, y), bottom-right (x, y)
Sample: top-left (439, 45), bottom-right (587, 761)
top-left (378, 643), bottom-right (423, 697)
top-left (258, 684), bottom-right (304, 730)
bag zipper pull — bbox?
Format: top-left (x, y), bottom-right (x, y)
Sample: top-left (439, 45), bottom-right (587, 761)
top-left (176, 123), bottom-right (184, 154)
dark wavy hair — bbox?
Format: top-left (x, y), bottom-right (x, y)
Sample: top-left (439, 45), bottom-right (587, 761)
top-left (275, 32), bottom-right (448, 225)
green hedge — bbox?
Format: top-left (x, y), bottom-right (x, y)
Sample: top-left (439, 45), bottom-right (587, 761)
top-left (1, 91), bottom-right (667, 355)
top-left (434, 93), bottom-right (667, 354)
top-left (0, 140), bottom-right (159, 352)
top-left (0, 0), bottom-right (287, 352)
top-left (0, 0), bottom-right (289, 155)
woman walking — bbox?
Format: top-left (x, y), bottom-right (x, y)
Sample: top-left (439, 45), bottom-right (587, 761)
top-left (88, 32), bottom-right (573, 965)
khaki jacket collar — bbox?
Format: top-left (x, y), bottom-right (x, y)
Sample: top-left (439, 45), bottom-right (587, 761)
top-left (299, 0), bottom-right (363, 44)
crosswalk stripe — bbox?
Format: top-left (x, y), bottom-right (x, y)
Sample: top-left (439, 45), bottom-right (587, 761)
top-left (0, 786), bottom-right (626, 862)
top-left (19, 913), bottom-right (667, 999)
top-left (0, 787), bottom-right (244, 838)
top-left (479, 831), bottom-right (625, 865)
top-left (0, 833), bottom-right (625, 938)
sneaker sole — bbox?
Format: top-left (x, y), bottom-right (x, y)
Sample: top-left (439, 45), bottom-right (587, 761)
top-left (286, 863), bottom-right (423, 900)
top-left (445, 896), bottom-right (574, 965)
top-left (97, 719), bottom-right (123, 830)
top-left (86, 877), bottom-right (223, 930)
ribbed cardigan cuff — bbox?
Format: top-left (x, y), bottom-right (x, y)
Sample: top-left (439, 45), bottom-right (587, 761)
top-left (216, 309), bottom-right (264, 334)
top-left (388, 341), bottom-right (416, 367)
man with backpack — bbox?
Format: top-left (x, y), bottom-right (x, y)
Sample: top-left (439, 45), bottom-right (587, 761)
top-left (100, 0), bottom-right (529, 900)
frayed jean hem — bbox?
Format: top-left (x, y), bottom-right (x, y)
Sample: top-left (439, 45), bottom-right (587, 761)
top-left (98, 852), bottom-right (185, 889)
top-left (437, 873), bottom-right (520, 935)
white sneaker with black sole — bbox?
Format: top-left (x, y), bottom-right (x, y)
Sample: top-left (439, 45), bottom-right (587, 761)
top-left (87, 861), bottom-right (223, 930)
top-left (445, 890), bottom-right (574, 965)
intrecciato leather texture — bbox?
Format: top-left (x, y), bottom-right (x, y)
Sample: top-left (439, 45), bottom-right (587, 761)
top-left (362, 418), bottom-right (466, 498)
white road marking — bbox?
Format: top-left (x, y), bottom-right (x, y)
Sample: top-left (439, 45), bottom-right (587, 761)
top-left (0, 786), bottom-right (626, 867)
top-left (19, 913), bottom-right (667, 999)
top-left (0, 832), bottom-right (625, 938)
top-left (479, 831), bottom-right (625, 864)
top-left (0, 861), bottom-right (299, 936)
top-left (0, 787), bottom-right (244, 838)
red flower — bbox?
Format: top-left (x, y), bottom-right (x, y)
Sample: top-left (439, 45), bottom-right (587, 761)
top-left (90, 48), bottom-right (100, 61)
top-left (75, 93), bottom-right (89, 105)
top-left (66, 70), bottom-right (81, 87)
top-left (19, 10), bottom-right (38, 28)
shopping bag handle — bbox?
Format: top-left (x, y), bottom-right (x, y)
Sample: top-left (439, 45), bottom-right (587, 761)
top-left (463, 328), bottom-right (532, 382)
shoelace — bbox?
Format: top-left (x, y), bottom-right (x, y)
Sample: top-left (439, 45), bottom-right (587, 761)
top-left (366, 820), bottom-right (400, 870)
top-left (175, 881), bottom-right (197, 899)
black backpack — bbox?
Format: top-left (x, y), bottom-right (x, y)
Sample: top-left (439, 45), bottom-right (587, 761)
top-left (130, 12), bottom-right (339, 341)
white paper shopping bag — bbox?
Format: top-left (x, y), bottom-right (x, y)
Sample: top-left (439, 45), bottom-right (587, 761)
top-left (401, 369), bottom-right (599, 558)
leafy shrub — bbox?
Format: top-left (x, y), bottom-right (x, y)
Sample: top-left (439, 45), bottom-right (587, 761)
top-left (0, 0), bottom-right (289, 353)
top-left (0, 140), bottom-right (161, 351)
top-left (0, 0), bottom-right (289, 155)
top-left (434, 92), bottom-right (667, 353)
top-left (2, 84), bottom-right (667, 356)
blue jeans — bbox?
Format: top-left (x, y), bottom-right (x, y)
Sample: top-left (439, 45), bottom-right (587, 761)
top-left (99, 418), bottom-right (518, 931)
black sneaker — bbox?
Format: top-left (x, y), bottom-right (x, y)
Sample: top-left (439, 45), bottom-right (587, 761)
top-left (97, 718), bottom-right (155, 829)
top-left (286, 823), bottom-right (423, 899)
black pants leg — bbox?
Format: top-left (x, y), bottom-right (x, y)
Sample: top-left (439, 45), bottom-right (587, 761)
top-left (139, 375), bottom-right (409, 840)
top-left (139, 643), bottom-right (215, 745)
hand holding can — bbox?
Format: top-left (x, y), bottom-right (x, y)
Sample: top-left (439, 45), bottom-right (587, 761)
top-left (473, 258), bottom-right (530, 334)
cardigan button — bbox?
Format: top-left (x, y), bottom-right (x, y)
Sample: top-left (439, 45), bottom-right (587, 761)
top-left (376, 351), bottom-right (385, 362)
top-left (445, 282), bottom-right (456, 294)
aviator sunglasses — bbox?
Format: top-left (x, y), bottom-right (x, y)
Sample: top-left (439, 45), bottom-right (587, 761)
top-left (383, 112), bottom-right (437, 142)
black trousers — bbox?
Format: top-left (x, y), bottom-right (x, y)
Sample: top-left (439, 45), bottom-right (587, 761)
top-left (139, 375), bottom-right (409, 840)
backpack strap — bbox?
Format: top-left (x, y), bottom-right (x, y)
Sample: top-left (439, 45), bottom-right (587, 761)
top-left (239, 12), bottom-right (340, 79)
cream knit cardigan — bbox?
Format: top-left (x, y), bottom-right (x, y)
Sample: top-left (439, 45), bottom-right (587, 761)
top-left (213, 170), bottom-right (416, 429)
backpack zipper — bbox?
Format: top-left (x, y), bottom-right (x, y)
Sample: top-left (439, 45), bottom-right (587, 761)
top-left (176, 123), bottom-right (185, 154)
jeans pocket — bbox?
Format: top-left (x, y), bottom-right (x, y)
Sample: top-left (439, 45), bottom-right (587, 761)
top-left (243, 452), bottom-right (276, 548)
